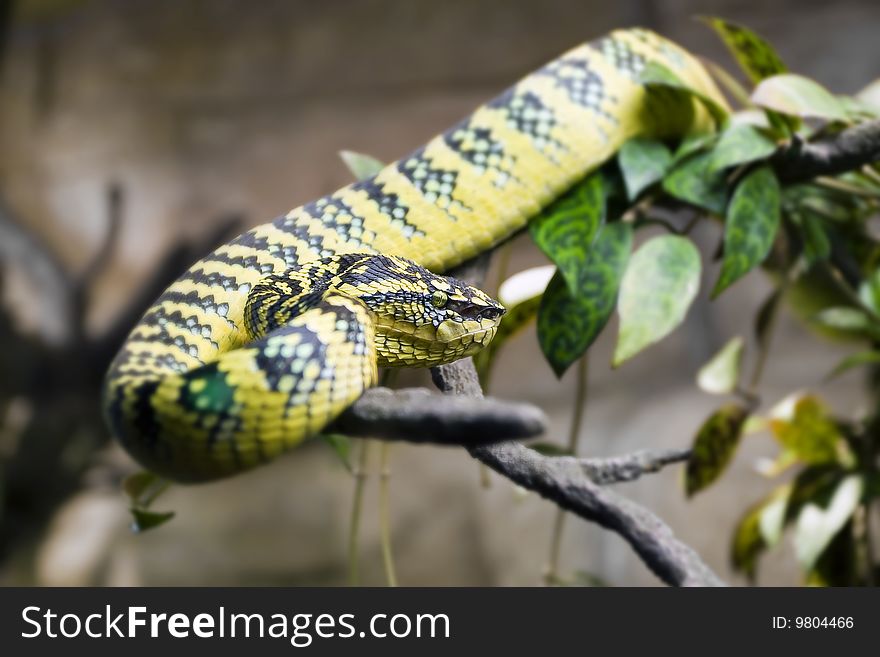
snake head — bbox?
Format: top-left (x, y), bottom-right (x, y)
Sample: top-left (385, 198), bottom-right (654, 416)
top-left (335, 255), bottom-right (506, 368)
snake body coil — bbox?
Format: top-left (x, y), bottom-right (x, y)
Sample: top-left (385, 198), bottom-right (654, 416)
top-left (104, 29), bottom-right (725, 483)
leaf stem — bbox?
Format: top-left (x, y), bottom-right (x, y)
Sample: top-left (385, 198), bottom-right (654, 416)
top-left (544, 355), bottom-right (589, 585)
top-left (378, 441), bottom-right (398, 587)
top-left (750, 285), bottom-right (786, 393)
top-left (348, 439), bottom-right (372, 586)
top-left (814, 176), bottom-right (880, 199)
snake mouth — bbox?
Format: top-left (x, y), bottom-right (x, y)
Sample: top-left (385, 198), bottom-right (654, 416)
top-left (374, 317), bottom-right (500, 368)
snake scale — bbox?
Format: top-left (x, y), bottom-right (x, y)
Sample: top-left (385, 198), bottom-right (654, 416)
top-left (103, 29), bottom-right (726, 483)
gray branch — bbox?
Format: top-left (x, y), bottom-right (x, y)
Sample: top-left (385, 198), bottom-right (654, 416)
top-left (774, 119), bottom-right (880, 183)
top-left (431, 358), bottom-right (724, 587)
top-left (578, 448), bottom-right (691, 485)
top-left (332, 386), bottom-right (546, 445)
top-left (427, 254), bottom-right (725, 587)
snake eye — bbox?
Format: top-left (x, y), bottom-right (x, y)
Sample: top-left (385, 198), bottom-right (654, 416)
top-left (431, 290), bottom-right (448, 308)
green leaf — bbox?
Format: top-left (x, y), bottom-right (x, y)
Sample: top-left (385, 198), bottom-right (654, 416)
top-left (794, 474), bottom-right (863, 570)
top-left (798, 212), bottom-right (831, 265)
top-left (702, 57), bottom-right (753, 108)
top-left (618, 138), bottom-right (672, 200)
top-left (673, 132), bottom-right (717, 163)
top-left (701, 17), bottom-right (787, 84)
top-left (858, 268), bottom-right (880, 315)
top-left (709, 123), bottom-right (777, 172)
top-left (758, 486), bottom-right (791, 547)
top-left (805, 520), bottom-right (859, 587)
top-left (529, 174), bottom-right (604, 294)
top-left (130, 508), bottom-right (176, 534)
top-left (826, 350), bottom-right (880, 380)
top-left (752, 74), bottom-right (849, 123)
top-left (320, 433), bottom-right (353, 472)
top-left (339, 150), bottom-right (385, 181)
top-left (769, 395), bottom-right (844, 465)
top-left (857, 78), bottom-right (880, 111)
top-left (613, 235), bottom-right (701, 366)
top-left (712, 166), bottom-right (781, 297)
top-left (474, 265), bottom-right (553, 386)
top-left (731, 482), bottom-right (795, 578)
top-left (838, 95), bottom-right (880, 121)
top-left (529, 441), bottom-right (574, 457)
top-left (122, 471), bottom-right (169, 509)
top-left (696, 336), bottom-right (744, 394)
top-left (538, 223), bottom-right (632, 377)
top-left (685, 403), bottom-right (749, 496)
top-left (662, 151), bottom-right (728, 215)
top-left (638, 62), bottom-right (728, 126)
top-left (812, 307), bottom-right (880, 339)
top-left (730, 499), bottom-right (768, 579)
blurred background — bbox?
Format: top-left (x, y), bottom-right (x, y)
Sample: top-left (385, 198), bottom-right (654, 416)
top-left (1, 0), bottom-right (878, 586)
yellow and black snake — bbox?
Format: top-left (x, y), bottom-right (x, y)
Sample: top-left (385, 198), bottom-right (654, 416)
top-left (103, 29), bottom-right (726, 483)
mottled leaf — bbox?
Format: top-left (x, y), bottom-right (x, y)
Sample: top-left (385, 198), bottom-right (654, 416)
top-left (696, 336), bottom-right (744, 394)
top-left (731, 482), bottom-right (796, 578)
top-left (529, 174), bottom-right (605, 294)
top-left (662, 151), bottom-right (728, 215)
top-left (731, 499), bottom-right (768, 579)
top-left (709, 123), bottom-right (777, 172)
top-left (130, 508), bottom-right (176, 534)
top-left (798, 212), bottom-right (831, 265)
top-left (538, 223), bottom-right (632, 377)
top-left (673, 132), bottom-right (717, 163)
top-left (812, 307), bottom-right (880, 339)
top-left (770, 395), bottom-right (844, 465)
top-left (712, 166), bottom-right (781, 297)
top-left (614, 235), bottom-right (701, 366)
top-left (339, 150), bottom-right (385, 181)
top-left (701, 17), bottom-right (787, 83)
top-left (639, 61), bottom-right (728, 125)
top-left (794, 475), bottom-right (863, 570)
top-left (618, 138), bottom-right (672, 200)
top-left (685, 403), bottom-right (749, 496)
top-left (752, 74), bottom-right (849, 123)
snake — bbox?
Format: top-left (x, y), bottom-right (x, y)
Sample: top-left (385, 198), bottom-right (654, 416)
top-left (103, 28), bottom-right (726, 483)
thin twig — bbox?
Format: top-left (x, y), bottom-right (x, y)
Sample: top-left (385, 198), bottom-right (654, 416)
top-left (544, 355), bottom-right (588, 585)
top-left (577, 448), bottom-right (691, 485)
top-left (347, 439), bottom-right (372, 586)
top-left (378, 441), bottom-right (398, 587)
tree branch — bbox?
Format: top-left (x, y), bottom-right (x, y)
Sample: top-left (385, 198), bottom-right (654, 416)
top-left (332, 387), bottom-right (546, 444)
top-left (577, 448), bottom-right (691, 485)
top-left (773, 119), bottom-right (880, 183)
top-left (431, 359), bottom-right (724, 587)
top-left (429, 254), bottom-right (725, 587)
